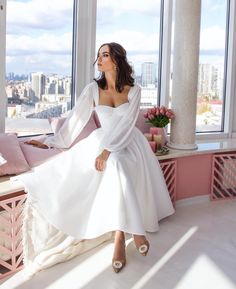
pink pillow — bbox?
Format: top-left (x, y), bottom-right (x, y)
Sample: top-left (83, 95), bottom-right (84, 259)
top-left (93, 111), bottom-right (101, 128)
top-left (19, 141), bottom-right (61, 168)
top-left (73, 113), bottom-right (98, 144)
top-left (0, 133), bottom-right (30, 176)
top-left (135, 109), bottom-right (152, 133)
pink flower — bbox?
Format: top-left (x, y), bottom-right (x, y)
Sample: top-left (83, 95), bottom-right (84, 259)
top-left (165, 111), bottom-right (171, 118)
top-left (160, 106), bottom-right (166, 115)
top-left (155, 107), bottom-right (160, 115)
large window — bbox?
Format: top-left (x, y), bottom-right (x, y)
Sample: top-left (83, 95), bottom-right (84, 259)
top-left (96, 0), bottom-right (163, 108)
top-left (197, 0), bottom-right (229, 132)
top-left (5, 0), bottom-right (74, 136)
top-left (169, 0), bottom-right (229, 134)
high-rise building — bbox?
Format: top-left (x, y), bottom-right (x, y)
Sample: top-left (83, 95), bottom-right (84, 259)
top-left (213, 65), bottom-right (224, 100)
top-left (198, 63), bottom-right (224, 100)
top-left (198, 64), bottom-right (212, 96)
top-left (141, 62), bottom-right (156, 87)
top-left (63, 78), bottom-right (72, 96)
top-left (31, 72), bottom-right (46, 101)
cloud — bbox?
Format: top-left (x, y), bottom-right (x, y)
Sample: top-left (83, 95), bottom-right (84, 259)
top-left (6, 32), bottom-right (73, 74)
top-left (6, 0), bottom-right (73, 74)
top-left (7, 0), bottom-right (73, 32)
top-left (201, 0), bottom-right (226, 11)
top-left (98, 0), bottom-right (161, 16)
top-left (6, 53), bottom-right (72, 75)
top-left (200, 26), bottom-right (226, 50)
top-left (96, 30), bottom-right (159, 54)
top-left (6, 32), bottom-right (72, 56)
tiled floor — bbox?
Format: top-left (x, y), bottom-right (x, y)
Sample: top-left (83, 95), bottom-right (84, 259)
top-left (1, 198), bottom-right (236, 289)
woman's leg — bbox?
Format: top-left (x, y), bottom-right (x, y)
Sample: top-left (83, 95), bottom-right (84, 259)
top-left (113, 230), bottom-right (126, 260)
top-left (133, 234), bottom-right (150, 256)
top-left (112, 231), bottom-right (126, 273)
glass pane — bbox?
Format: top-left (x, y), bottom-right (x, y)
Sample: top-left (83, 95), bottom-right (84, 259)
top-left (169, 0), bottom-right (228, 133)
top-left (197, 0), bottom-right (228, 132)
top-left (96, 0), bottom-right (162, 108)
top-left (5, 0), bottom-right (74, 136)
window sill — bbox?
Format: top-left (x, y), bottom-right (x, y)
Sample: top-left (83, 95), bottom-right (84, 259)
top-left (158, 137), bottom-right (236, 160)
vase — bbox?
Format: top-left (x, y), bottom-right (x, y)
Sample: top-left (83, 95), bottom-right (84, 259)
top-left (149, 127), bottom-right (167, 147)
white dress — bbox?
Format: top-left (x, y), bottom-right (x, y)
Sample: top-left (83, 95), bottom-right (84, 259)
top-left (16, 81), bottom-right (175, 276)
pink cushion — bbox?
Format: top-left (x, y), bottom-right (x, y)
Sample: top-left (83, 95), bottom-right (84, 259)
top-left (19, 135), bottom-right (61, 168)
top-left (93, 111), bottom-right (101, 128)
top-left (135, 109), bottom-right (152, 133)
top-left (73, 113), bottom-right (98, 144)
top-left (0, 133), bottom-right (30, 176)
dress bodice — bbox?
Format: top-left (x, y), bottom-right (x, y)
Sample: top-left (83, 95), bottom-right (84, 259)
top-left (95, 103), bottom-right (129, 132)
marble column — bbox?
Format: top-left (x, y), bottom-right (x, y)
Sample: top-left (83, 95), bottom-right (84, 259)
top-left (168, 0), bottom-right (201, 150)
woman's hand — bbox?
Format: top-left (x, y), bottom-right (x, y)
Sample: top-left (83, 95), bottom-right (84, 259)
top-left (24, 140), bottom-right (49, 149)
top-left (95, 150), bottom-right (110, 171)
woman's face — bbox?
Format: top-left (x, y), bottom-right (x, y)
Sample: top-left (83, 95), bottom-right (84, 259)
top-left (97, 45), bottom-right (116, 73)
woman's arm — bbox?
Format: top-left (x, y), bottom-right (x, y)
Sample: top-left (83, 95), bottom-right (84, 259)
top-left (25, 139), bottom-right (49, 149)
top-left (43, 82), bottom-right (96, 149)
top-left (95, 149), bottom-right (110, 171)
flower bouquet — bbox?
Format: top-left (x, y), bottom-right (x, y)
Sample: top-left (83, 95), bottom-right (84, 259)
top-left (143, 106), bottom-right (175, 128)
top-left (143, 106), bottom-right (175, 154)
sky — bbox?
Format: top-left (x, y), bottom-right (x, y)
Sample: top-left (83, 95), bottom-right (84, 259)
top-left (5, 0), bottom-right (228, 76)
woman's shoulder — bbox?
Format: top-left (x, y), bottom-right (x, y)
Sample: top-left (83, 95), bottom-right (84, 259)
top-left (133, 83), bottom-right (141, 91)
top-left (84, 81), bottom-right (98, 90)
top-left (80, 81), bottom-right (98, 96)
top-left (129, 83), bottom-right (141, 96)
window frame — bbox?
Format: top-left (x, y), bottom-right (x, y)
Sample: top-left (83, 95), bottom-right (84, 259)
top-left (159, 0), bottom-right (173, 108)
top-left (74, 0), bottom-right (97, 100)
top-left (1, 0), bottom-right (236, 139)
top-left (163, 0), bottom-right (235, 140)
top-left (0, 0), bottom-right (6, 133)
top-left (194, 0), bottom-right (236, 140)
top-left (1, 0), bottom-right (77, 136)
top-left (195, 0), bottom-right (230, 136)
top-left (224, 0), bottom-right (236, 138)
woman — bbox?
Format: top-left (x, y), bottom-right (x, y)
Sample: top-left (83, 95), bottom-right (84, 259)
top-left (21, 42), bottom-right (175, 275)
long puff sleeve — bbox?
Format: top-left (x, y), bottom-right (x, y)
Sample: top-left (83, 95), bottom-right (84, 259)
top-left (44, 82), bottom-right (95, 149)
top-left (101, 84), bottom-right (141, 152)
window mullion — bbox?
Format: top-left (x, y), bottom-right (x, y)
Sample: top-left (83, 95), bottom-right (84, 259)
top-left (0, 0), bottom-right (6, 132)
top-left (159, 0), bottom-right (173, 108)
top-left (74, 0), bottom-right (97, 101)
top-left (224, 0), bottom-right (236, 136)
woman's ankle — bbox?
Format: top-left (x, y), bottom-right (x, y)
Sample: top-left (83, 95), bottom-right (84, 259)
top-left (133, 235), bottom-right (147, 246)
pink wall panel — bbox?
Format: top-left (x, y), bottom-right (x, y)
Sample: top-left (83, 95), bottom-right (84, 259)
top-left (176, 154), bottom-right (212, 200)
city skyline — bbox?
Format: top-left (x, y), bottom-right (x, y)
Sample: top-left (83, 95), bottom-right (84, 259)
top-left (5, 59), bottom-right (224, 122)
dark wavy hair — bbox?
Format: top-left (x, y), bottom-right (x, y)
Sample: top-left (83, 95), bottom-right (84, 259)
top-left (94, 42), bottom-right (134, 93)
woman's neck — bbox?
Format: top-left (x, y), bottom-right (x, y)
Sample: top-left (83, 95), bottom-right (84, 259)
top-left (105, 72), bottom-right (116, 90)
